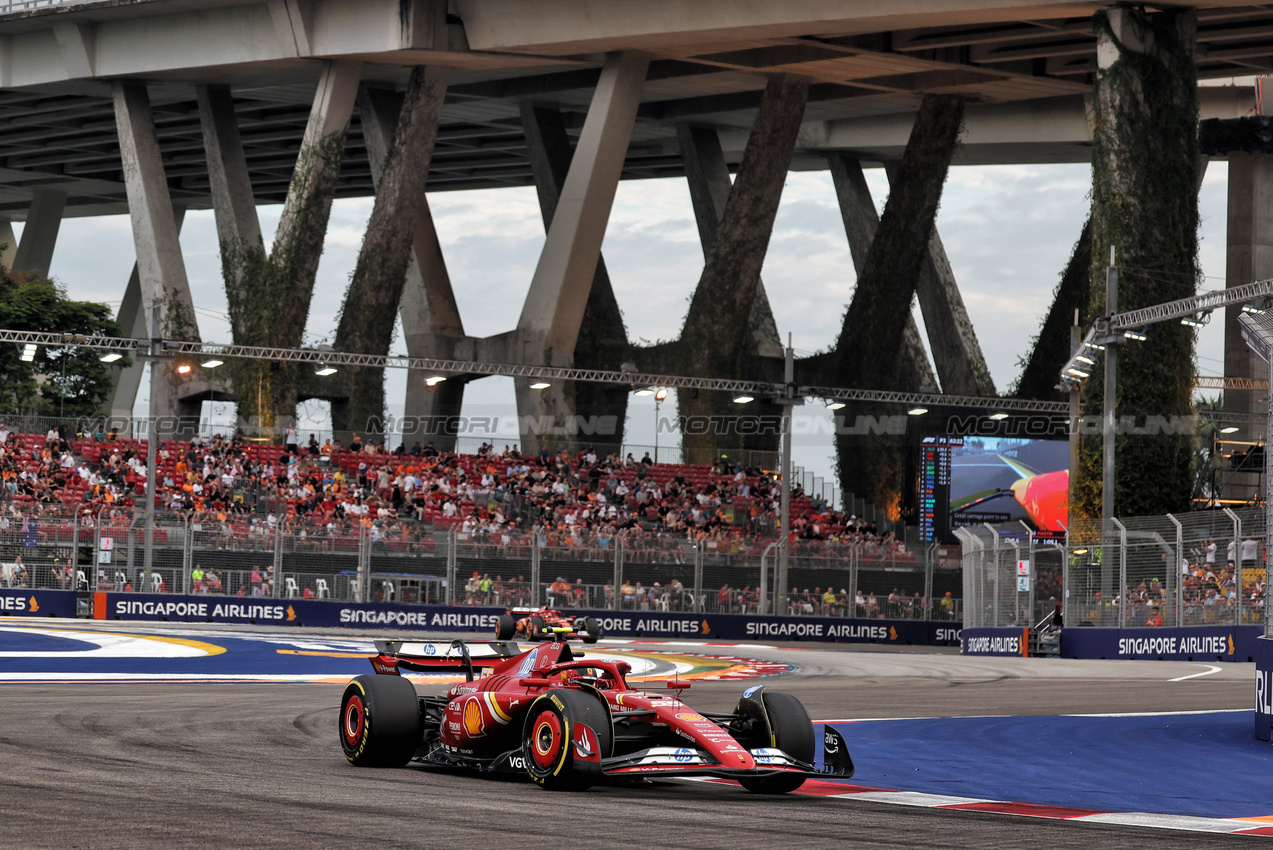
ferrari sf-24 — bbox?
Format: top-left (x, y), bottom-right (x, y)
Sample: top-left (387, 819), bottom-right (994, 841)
top-left (339, 637), bottom-right (853, 792)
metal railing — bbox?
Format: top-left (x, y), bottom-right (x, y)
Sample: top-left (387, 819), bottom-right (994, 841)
top-left (0, 504), bottom-right (958, 620)
top-left (959, 506), bottom-right (1268, 630)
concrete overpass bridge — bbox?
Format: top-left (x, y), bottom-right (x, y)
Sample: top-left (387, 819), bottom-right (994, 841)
top-left (0, 0), bottom-right (1267, 515)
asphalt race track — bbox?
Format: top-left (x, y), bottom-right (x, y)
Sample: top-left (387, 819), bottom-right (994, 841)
top-left (0, 619), bottom-right (1264, 849)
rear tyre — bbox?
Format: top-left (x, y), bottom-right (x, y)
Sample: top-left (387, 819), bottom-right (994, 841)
top-left (522, 689), bottom-right (612, 791)
top-left (495, 614), bottom-right (518, 641)
top-left (340, 674), bottom-right (422, 767)
top-left (739, 691), bottom-right (813, 794)
top-left (528, 616), bottom-right (546, 641)
top-left (580, 617), bottom-right (603, 644)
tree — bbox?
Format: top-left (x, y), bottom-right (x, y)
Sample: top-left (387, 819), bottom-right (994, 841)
top-left (0, 269), bottom-right (128, 418)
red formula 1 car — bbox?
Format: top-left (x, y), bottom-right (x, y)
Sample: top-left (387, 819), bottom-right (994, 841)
top-left (495, 606), bottom-right (603, 644)
top-left (339, 638), bottom-right (853, 793)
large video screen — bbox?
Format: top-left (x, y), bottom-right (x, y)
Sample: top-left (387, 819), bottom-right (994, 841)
top-left (919, 436), bottom-right (1069, 542)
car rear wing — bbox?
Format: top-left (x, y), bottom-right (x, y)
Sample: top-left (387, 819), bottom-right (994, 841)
top-left (371, 639), bottom-right (523, 680)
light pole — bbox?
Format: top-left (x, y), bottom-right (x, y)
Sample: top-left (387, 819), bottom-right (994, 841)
top-left (654, 388), bottom-right (667, 463)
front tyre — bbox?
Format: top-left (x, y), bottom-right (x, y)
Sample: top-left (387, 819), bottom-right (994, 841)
top-left (522, 689), bottom-right (611, 791)
top-left (495, 614), bottom-right (518, 641)
top-left (528, 615), bottom-right (546, 640)
top-left (340, 674), bottom-right (422, 767)
top-left (579, 617), bottom-right (603, 644)
top-left (739, 691), bottom-right (814, 794)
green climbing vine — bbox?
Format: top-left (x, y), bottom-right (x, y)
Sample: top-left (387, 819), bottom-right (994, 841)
top-left (1075, 9), bottom-right (1201, 519)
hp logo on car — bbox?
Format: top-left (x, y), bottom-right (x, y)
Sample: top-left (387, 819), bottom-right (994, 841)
top-left (673, 748), bottom-right (693, 763)
top-left (423, 644), bottom-right (437, 656)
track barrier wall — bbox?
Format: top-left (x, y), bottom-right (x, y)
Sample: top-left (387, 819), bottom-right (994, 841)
top-left (1059, 625), bottom-right (1261, 661)
top-left (14, 590), bottom-right (965, 646)
top-left (1256, 637), bottom-right (1273, 741)
top-left (961, 627), bottom-right (1030, 657)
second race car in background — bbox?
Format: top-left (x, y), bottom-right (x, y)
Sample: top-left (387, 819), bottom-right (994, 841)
top-left (496, 606), bottom-right (603, 643)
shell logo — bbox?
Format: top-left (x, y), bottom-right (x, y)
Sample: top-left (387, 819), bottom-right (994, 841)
top-left (676, 713), bottom-right (705, 722)
top-left (463, 697), bottom-right (485, 736)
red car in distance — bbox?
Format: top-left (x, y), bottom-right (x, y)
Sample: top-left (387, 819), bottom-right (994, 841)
top-left (496, 606), bottom-right (604, 644)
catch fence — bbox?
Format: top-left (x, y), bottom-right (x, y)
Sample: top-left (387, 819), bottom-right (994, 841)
top-left (958, 506), bottom-right (1269, 631)
top-left (0, 504), bottom-right (959, 621)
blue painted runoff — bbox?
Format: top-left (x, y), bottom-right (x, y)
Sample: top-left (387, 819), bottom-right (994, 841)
top-left (825, 712), bottom-right (1273, 819)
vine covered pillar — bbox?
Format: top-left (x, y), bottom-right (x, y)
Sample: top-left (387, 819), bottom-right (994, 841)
top-left (831, 94), bottom-right (965, 517)
top-left (353, 84), bottom-right (468, 453)
top-left (678, 123), bottom-right (784, 464)
top-left (1074, 8), bottom-right (1200, 518)
top-left (676, 74), bottom-right (809, 466)
top-left (331, 66), bottom-right (450, 447)
top-left (521, 102), bottom-right (631, 457)
top-left (113, 81), bottom-right (202, 435)
top-left (513, 51), bottom-right (648, 456)
top-left (205, 60), bottom-right (360, 439)
top-left (827, 153), bottom-right (937, 393)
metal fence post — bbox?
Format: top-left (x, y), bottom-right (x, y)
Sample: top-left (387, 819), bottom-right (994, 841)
top-left (446, 526), bottom-right (458, 606)
top-left (759, 541), bottom-right (776, 615)
top-left (1007, 539), bottom-right (1021, 626)
top-left (1167, 513), bottom-right (1182, 628)
top-left (693, 542), bottom-right (703, 614)
top-left (182, 515), bottom-right (193, 596)
top-left (1112, 518), bottom-right (1127, 629)
top-left (272, 522), bottom-right (284, 599)
top-left (983, 523), bottom-right (1000, 626)
top-left (355, 524), bottom-right (369, 603)
top-left (1224, 507), bottom-right (1243, 626)
top-left (612, 533), bottom-right (623, 612)
top-left (1019, 520), bottom-right (1034, 626)
top-left (529, 530), bottom-right (541, 607)
top-left (923, 542), bottom-right (935, 622)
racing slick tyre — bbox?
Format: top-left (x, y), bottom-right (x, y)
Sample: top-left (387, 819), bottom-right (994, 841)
top-left (739, 692), bottom-right (814, 795)
top-left (495, 614), bottom-right (518, 641)
top-left (340, 674), bottom-right (422, 768)
top-left (528, 616), bottom-right (547, 641)
top-left (579, 617), bottom-right (603, 644)
top-left (521, 689), bottom-right (612, 791)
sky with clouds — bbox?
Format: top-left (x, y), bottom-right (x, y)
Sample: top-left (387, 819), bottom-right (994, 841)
top-left (27, 157), bottom-right (1234, 503)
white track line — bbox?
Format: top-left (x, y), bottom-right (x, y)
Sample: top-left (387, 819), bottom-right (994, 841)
top-left (1168, 665), bottom-right (1223, 682)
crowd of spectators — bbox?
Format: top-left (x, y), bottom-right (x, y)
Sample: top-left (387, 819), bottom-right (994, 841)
top-left (0, 425), bottom-right (912, 568)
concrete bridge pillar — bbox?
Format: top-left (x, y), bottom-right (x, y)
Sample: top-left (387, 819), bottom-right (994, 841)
top-left (676, 73), bottom-right (809, 465)
top-left (513, 50), bottom-right (649, 455)
top-left (0, 219), bottom-right (14, 270)
top-left (356, 85), bottom-right (468, 453)
top-left (112, 81), bottom-right (201, 434)
top-left (11, 188), bottom-right (65, 277)
top-left (331, 66), bottom-right (450, 446)
top-left (521, 102), bottom-right (631, 457)
top-left (1224, 153), bottom-right (1273, 447)
top-left (1075, 7), bottom-right (1200, 518)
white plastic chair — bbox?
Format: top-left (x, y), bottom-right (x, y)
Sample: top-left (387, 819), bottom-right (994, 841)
top-left (285, 576), bottom-right (299, 598)
top-left (382, 580), bottom-right (395, 602)
top-left (150, 572), bottom-right (163, 592)
top-left (75, 570), bottom-right (87, 591)
top-left (315, 578), bottom-right (330, 599)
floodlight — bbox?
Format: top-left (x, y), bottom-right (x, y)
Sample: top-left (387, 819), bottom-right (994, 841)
top-left (315, 365), bottom-right (337, 376)
top-left (201, 359), bottom-right (223, 369)
top-left (826, 401), bottom-right (846, 411)
top-left (907, 407), bottom-right (928, 416)
top-left (425, 375), bottom-right (446, 386)
top-left (530, 382), bottom-right (551, 390)
top-left (99, 353), bottom-right (123, 363)
top-left (732, 395), bottom-right (754, 404)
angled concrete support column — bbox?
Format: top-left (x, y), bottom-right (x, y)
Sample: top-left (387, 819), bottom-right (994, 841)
top-left (113, 82), bottom-right (201, 434)
top-left (1015, 217), bottom-right (1092, 400)
top-left (679, 123), bottom-right (784, 460)
top-left (331, 68), bottom-right (451, 445)
top-left (204, 60), bottom-right (360, 435)
top-left (0, 219), bottom-right (14, 271)
top-left (827, 153), bottom-right (937, 393)
top-left (831, 95), bottom-right (965, 516)
top-left (12, 189), bottom-right (66, 276)
top-left (884, 165), bottom-right (995, 397)
top-left (514, 50), bottom-right (649, 454)
top-left (354, 83), bottom-right (467, 451)
top-left (105, 206), bottom-right (188, 420)
top-left (196, 84), bottom-right (264, 301)
top-left (521, 102), bottom-right (630, 455)
top-left (1224, 153), bottom-right (1273, 454)
top-left (676, 74), bottom-right (810, 465)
